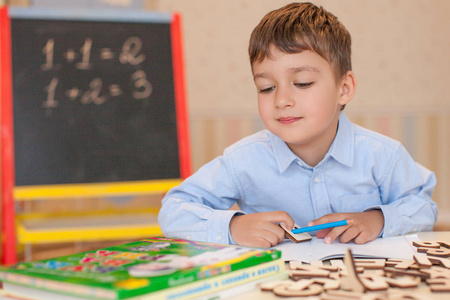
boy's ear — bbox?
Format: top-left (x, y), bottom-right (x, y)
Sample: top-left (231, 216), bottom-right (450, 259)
top-left (338, 70), bottom-right (357, 106)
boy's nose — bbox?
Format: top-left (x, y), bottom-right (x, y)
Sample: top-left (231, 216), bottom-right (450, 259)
top-left (275, 87), bottom-right (295, 108)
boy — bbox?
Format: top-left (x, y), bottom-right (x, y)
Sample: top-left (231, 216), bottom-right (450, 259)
top-left (158, 2), bottom-right (437, 248)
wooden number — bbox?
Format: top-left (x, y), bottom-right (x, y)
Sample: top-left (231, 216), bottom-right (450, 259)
top-left (424, 248), bottom-right (450, 258)
top-left (412, 241), bottom-right (441, 248)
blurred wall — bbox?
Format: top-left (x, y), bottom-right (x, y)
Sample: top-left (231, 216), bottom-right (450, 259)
top-left (149, 0), bottom-right (449, 114)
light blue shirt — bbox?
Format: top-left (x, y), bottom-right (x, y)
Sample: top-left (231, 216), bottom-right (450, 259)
top-left (158, 113), bottom-right (437, 244)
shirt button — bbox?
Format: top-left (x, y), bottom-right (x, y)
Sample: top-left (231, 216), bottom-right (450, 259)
top-left (314, 177), bottom-right (320, 183)
top-left (297, 161), bottom-right (303, 167)
top-left (389, 229), bottom-right (393, 235)
top-left (216, 235), bottom-right (222, 241)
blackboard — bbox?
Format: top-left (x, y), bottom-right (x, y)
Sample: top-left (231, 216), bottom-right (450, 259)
top-left (4, 7), bottom-right (191, 187)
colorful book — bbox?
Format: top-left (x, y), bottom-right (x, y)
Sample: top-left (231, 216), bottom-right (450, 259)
top-left (0, 237), bottom-right (285, 299)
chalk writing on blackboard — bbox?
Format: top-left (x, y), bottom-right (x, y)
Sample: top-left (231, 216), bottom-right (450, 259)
top-left (41, 37), bottom-right (152, 109)
top-left (8, 11), bottom-right (186, 186)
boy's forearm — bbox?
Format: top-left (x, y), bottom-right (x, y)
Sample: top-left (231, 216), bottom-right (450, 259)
top-left (377, 147), bottom-right (438, 237)
top-left (158, 196), bottom-right (242, 244)
top-left (377, 198), bottom-right (437, 237)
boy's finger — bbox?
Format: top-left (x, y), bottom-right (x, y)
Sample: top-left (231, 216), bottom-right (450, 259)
top-left (307, 213), bottom-right (344, 226)
top-left (264, 211), bottom-right (295, 228)
top-left (315, 228), bottom-right (332, 238)
top-left (323, 226), bottom-right (349, 244)
top-left (250, 237), bottom-right (273, 248)
top-left (265, 224), bottom-right (289, 245)
top-left (256, 229), bottom-right (283, 247)
top-left (339, 227), bottom-right (359, 243)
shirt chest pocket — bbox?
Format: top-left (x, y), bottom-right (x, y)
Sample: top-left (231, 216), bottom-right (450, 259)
top-left (338, 188), bottom-right (382, 212)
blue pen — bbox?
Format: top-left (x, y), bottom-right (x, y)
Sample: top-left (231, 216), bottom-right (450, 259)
top-left (291, 219), bottom-right (353, 234)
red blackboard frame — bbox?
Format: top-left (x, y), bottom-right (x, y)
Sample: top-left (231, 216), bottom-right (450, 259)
top-left (0, 6), bottom-right (191, 265)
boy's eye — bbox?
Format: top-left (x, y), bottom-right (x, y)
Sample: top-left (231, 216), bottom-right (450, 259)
top-left (295, 82), bottom-right (313, 88)
top-left (259, 86), bottom-right (275, 94)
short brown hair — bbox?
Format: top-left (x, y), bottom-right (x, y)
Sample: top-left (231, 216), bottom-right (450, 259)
top-left (249, 2), bottom-right (352, 81)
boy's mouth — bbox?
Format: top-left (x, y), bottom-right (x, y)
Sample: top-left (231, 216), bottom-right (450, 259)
top-left (277, 117), bottom-right (302, 124)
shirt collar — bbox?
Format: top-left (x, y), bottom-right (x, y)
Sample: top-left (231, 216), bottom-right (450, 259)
top-left (270, 132), bottom-right (299, 173)
top-left (270, 112), bottom-right (354, 173)
top-left (328, 112), bottom-right (354, 168)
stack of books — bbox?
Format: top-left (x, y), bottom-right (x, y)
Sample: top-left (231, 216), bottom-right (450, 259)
top-left (0, 237), bottom-right (286, 299)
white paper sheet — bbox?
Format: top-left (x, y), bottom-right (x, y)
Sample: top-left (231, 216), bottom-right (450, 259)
top-left (274, 234), bottom-right (420, 262)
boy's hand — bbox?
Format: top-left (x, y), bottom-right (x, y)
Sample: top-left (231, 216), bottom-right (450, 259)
top-left (309, 210), bottom-right (385, 244)
top-left (229, 211), bottom-right (294, 248)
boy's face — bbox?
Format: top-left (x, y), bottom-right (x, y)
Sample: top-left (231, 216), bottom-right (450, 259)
top-left (252, 46), bottom-right (352, 164)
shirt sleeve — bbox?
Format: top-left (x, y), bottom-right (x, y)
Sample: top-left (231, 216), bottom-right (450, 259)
top-left (365, 144), bottom-right (438, 237)
top-left (157, 155), bottom-right (245, 244)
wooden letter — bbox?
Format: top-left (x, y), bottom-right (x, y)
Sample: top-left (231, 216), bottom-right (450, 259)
top-left (289, 265), bottom-right (330, 280)
top-left (260, 280), bottom-right (292, 291)
top-left (413, 254), bottom-right (433, 268)
top-left (420, 266), bottom-right (450, 279)
top-left (425, 248), bottom-right (450, 258)
top-left (428, 256), bottom-right (450, 269)
top-left (426, 278), bottom-right (450, 292)
top-left (386, 259), bottom-right (416, 269)
top-left (273, 283), bottom-right (323, 297)
top-left (340, 249), bottom-right (365, 293)
top-left (359, 274), bottom-right (389, 291)
top-left (279, 223), bottom-right (312, 243)
top-left (354, 258), bottom-right (386, 269)
top-left (412, 241), bottom-right (441, 248)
